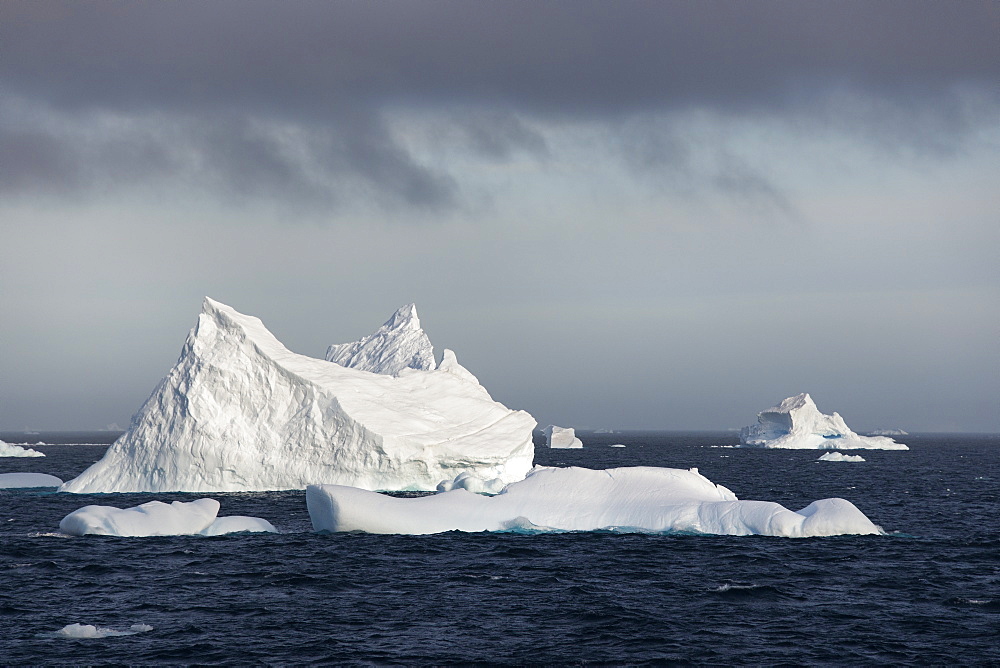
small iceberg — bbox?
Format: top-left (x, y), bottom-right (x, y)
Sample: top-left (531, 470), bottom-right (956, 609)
top-left (54, 623), bottom-right (153, 638)
top-left (739, 394), bottom-right (908, 450)
top-left (866, 428), bottom-right (908, 436)
top-left (307, 466), bottom-right (882, 538)
top-left (59, 498), bottom-right (277, 537)
top-left (543, 425), bottom-right (583, 449)
top-left (0, 473), bottom-right (64, 488)
top-left (0, 440), bottom-right (45, 458)
top-left (818, 452), bottom-right (866, 463)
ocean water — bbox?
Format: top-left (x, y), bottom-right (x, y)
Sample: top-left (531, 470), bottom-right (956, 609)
top-left (1, 431), bottom-right (997, 665)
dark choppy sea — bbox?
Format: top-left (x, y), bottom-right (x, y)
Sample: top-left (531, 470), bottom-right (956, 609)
top-left (1, 431), bottom-right (997, 665)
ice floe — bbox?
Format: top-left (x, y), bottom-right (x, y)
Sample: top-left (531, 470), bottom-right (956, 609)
top-left (0, 472), bottom-right (64, 488)
top-left (307, 466), bottom-right (882, 537)
top-left (0, 440), bottom-right (44, 457)
top-left (818, 452), bottom-right (866, 463)
top-left (54, 623), bottom-right (153, 638)
top-left (60, 298), bottom-right (535, 493)
top-left (58, 498), bottom-right (277, 537)
top-left (740, 394), bottom-right (907, 450)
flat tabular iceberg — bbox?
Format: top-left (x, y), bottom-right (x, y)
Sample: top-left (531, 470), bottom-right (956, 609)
top-left (818, 452), bottom-right (866, 463)
top-left (543, 425), bottom-right (583, 449)
top-left (307, 466), bottom-right (882, 537)
top-left (59, 498), bottom-right (277, 537)
top-left (60, 299), bottom-right (535, 493)
top-left (0, 440), bottom-right (44, 457)
top-left (740, 394), bottom-right (907, 450)
top-left (0, 472), bottom-right (64, 488)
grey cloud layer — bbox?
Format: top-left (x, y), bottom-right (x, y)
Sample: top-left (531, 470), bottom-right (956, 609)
top-left (2, 1), bottom-right (996, 204)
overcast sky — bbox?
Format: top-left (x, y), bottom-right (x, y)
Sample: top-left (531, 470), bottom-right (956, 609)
top-left (1, 1), bottom-right (997, 433)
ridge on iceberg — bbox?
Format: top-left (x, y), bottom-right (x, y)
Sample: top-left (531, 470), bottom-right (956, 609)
top-left (58, 498), bottom-right (277, 536)
top-left (543, 425), bottom-right (583, 449)
top-left (0, 440), bottom-right (45, 457)
top-left (326, 303), bottom-right (436, 375)
top-left (307, 466), bottom-right (882, 538)
top-left (739, 394), bottom-right (908, 450)
top-left (60, 298), bottom-right (535, 493)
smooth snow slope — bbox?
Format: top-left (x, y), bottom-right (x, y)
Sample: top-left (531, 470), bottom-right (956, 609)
top-left (326, 303), bottom-right (436, 375)
top-left (307, 466), bottom-right (882, 537)
top-left (61, 298), bottom-right (535, 493)
top-left (740, 394), bottom-right (908, 450)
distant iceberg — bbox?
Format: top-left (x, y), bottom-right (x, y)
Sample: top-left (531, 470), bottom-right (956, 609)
top-left (0, 440), bottom-right (44, 458)
top-left (59, 498), bottom-right (277, 537)
top-left (307, 466), bottom-right (883, 538)
top-left (0, 472), bottom-right (63, 488)
top-left (866, 428), bottom-right (908, 437)
top-left (739, 394), bottom-right (908, 450)
top-left (818, 452), bottom-right (866, 463)
top-left (60, 299), bottom-right (535, 493)
top-left (543, 425), bottom-right (583, 449)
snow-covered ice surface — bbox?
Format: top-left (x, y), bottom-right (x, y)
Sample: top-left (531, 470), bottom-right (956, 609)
top-left (739, 394), bottom-right (908, 450)
top-left (543, 425), bottom-right (584, 449)
top-left (307, 466), bottom-right (882, 537)
top-left (436, 471), bottom-right (506, 494)
top-left (59, 498), bottom-right (276, 537)
top-left (325, 303), bottom-right (436, 375)
top-left (818, 452), bottom-right (866, 463)
top-left (0, 440), bottom-right (44, 457)
top-left (60, 298), bottom-right (535, 493)
top-left (0, 472), bottom-right (63, 488)
top-left (53, 623), bottom-right (153, 638)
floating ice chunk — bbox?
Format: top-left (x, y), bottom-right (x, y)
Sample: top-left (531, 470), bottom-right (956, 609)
top-left (0, 472), bottom-right (64, 488)
top-left (307, 466), bottom-right (882, 537)
top-left (739, 394), bottom-right (907, 450)
top-left (55, 623), bottom-right (152, 638)
top-left (543, 425), bottom-right (583, 449)
top-left (818, 452), bottom-right (866, 462)
top-left (59, 499), bottom-right (221, 536)
top-left (326, 303), bottom-right (436, 375)
top-left (0, 440), bottom-right (44, 457)
top-left (59, 498), bottom-right (277, 537)
top-left (60, 298), bottom-right (535, 493)
top-left (609, 444), bottom-right (627, 448)
top-left (200, 516), bottom-right (278, 535)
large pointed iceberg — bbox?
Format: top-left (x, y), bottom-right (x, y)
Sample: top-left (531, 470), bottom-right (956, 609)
top-left (325, 303), bottom-right (436, 375)
top-left (739, 393), bottom-right (907, 450)
top-left (60, 298), bottom-right (535, 493)
top-left (307, 466), bottom-right (883, 537)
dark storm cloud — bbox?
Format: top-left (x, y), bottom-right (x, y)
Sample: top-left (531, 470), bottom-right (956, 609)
top-left (1, 0), bottom-right (995, 203)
